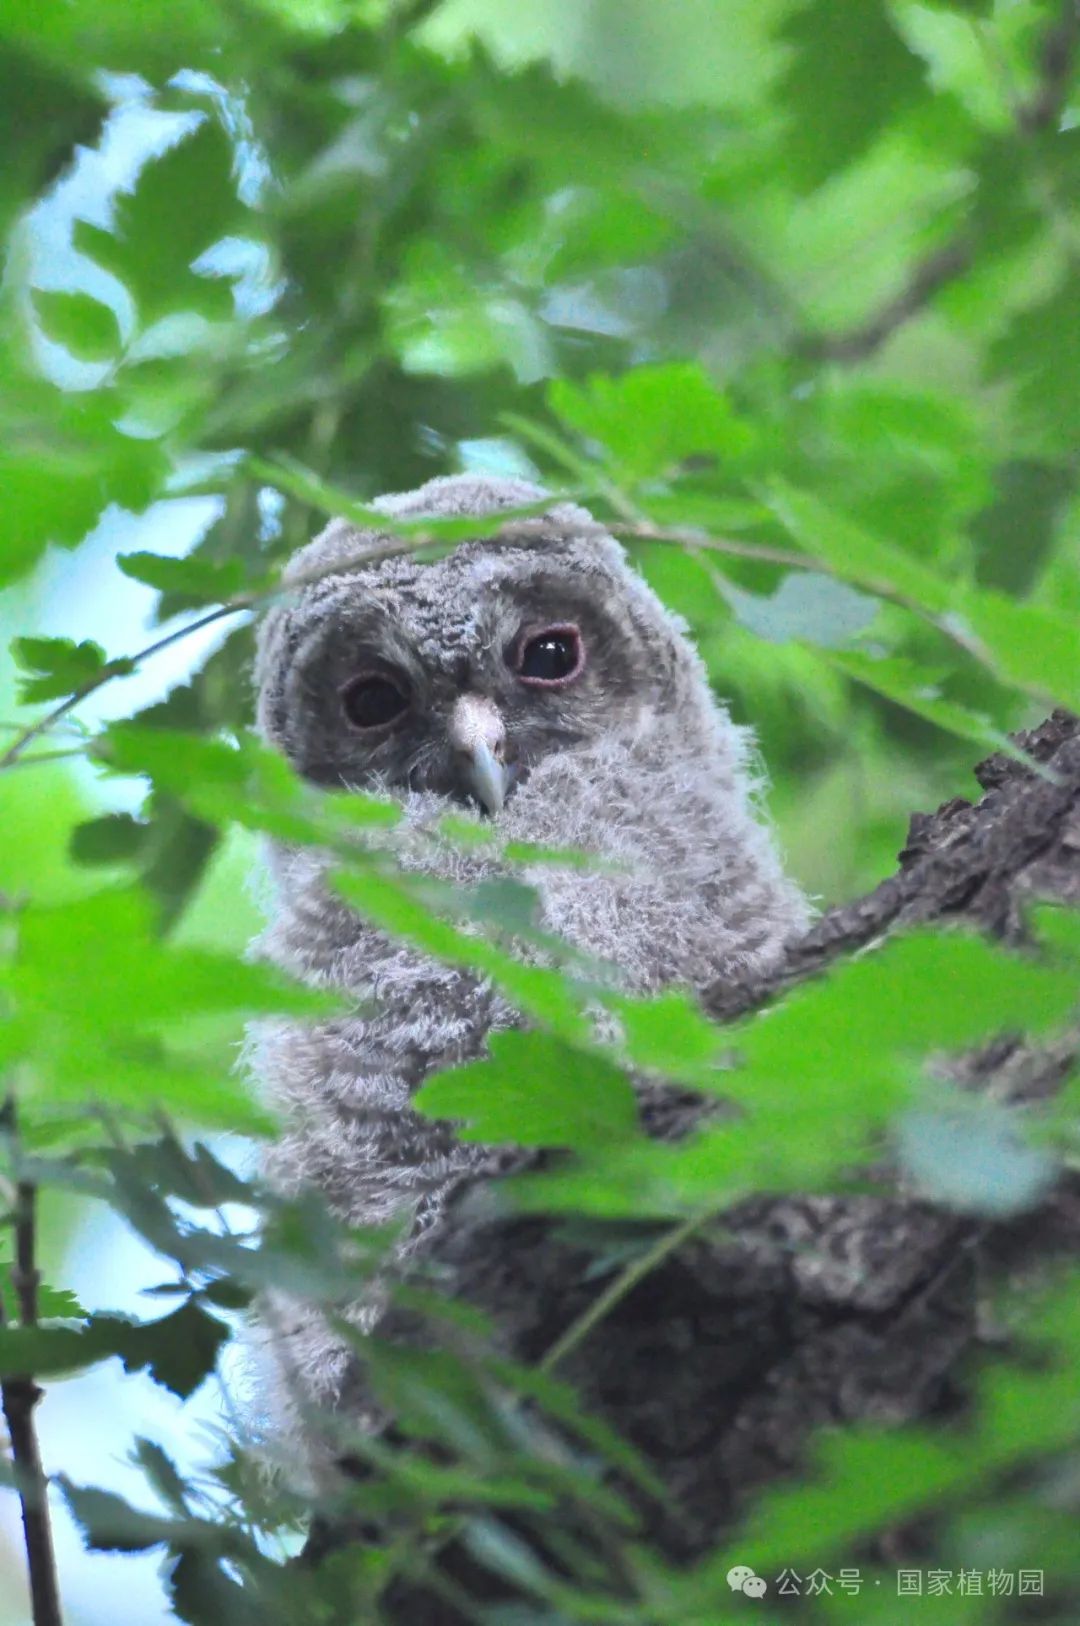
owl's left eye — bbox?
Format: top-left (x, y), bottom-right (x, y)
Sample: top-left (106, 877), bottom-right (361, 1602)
top-left (512, 624), bottom-right (585, 688)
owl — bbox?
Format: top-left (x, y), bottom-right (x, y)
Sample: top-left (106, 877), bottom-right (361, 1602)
top-left (251, 473), bottom-right (809, 1465)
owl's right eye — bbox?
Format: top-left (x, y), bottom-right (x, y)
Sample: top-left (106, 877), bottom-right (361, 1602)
top-left (340, 671), bottom-right (410, 731)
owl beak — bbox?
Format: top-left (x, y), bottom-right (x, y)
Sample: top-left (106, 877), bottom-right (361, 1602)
top-left (449, 694), bottom-right (512, 816)
top-left (466, 738), bottom-right (510, 816)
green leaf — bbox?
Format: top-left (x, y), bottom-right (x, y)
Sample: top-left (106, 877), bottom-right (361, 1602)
top-left (72, 117), bottom-right (244, 325)
top-left (117, 551), bottom-right (247, 602)
top-left (957, 585), bottom-right (1080, 711)
top-left (549, 363), bottom-right (753, 483)
top-left (695, 1281), bottom-right (1080, 1592)
top-left (12, 636), bottom-right (133, 703)
top-left (0, 43), bottom-right (105, 243)
top-left (335, 868), bottom-right (589, 1041)
top-left (415, 1031), bottom-right (639, 1149)
top-left (2, 885), bottom-right (333, 1124)
top-left (69, 813), bottom-right (148, 867)
top-left (108, 1134), bottom-right (258, 1211)
top-left (0, 367), bottom-right (168, 585)
top-left (764, 482), bottom-right (952, 615)
top-left (59, 1480), bottom-right (211, 1554)
top-left (609, 989), bottom-right (721, 1074)
top-left (31, 288), bottom-right (122, 361)
top-left (100, 726), bottom-right (399, 849)
top-left (824, 650), bottom-right (1015, 754)
top-left (778, 0), bottom-right (926, 190)
top-left (116, 1299), bottom-right (231, 1398)
top-left (130, 1440), bottom-right (191, 1517)
top-left (512, 925), bottom-right (1080, 1217)
top-left (719, 572), bottom-right (880, 648)
top-left (0, 1299), bottom-right (228, 1397)
top-left (988, 273), bottom-right (1080, 453)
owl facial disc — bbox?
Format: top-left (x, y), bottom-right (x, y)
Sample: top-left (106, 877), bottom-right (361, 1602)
top-left (448, 693), bottom-right (511, 816)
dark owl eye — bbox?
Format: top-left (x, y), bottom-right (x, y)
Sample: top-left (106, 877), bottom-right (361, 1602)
top-left (340, 671), bottom-right (410, 731)
top-left (513, 625), bottom-right (585, 687)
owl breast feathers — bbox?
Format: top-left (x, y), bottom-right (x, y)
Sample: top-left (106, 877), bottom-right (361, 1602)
top-left (250, 474), bottom-right (809, 1434)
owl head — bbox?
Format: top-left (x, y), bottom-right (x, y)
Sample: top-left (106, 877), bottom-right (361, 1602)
top-left (256, 474), bottom-right (730, 815)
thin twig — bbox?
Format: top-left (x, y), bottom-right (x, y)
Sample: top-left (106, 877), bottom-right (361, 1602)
top-left (0, 603), bottom-right (243, 770)
top-left (0, 1096), bottom-right (64, 1626)
top-left (804, 239), bottom-right (973, 364)
top-left (0, 506), bottom-right (1061, 775)
top-left (2, 748), bottom-right (91, 773)
top-left (539, 1207), bottom-right (716, 1375)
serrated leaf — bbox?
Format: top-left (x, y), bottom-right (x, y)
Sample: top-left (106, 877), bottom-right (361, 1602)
top-left (117, 550), bottom-right (247, 601)
top-left (609, 989), bottom-right (721, 1074)
top-left (957, 585), bottom-right (1080, 711)
top-left (765, 482), bottom-right (952, 615)
top-left (0, 1298), bottom-right (227, 1396)
top-left (99, 726), bottom-right (399, 849)
top-left (12, 636), bottom-right (133, 703)
top-left (512, 924), bottom-right (1080, 1217)
top-left (110, 1135), bottom-right (257, 1211)
top-left (694, 1281), bottom-right (1080, 1595)
top-left (118, 1298), bottom-right (231, 1397)
top-left (130, 1439), bottom-right (192, 1517)
top-left (31, 288), bottom-right (122, 361)
top-left (60, 1480), bottom-right (211, 1554)
top-left (549, 363), bottom-right (753, 483)
top-left (988, 273), bottom-right (1080, 452)
top-left (335, 868), bottom-right (588, 1041)
top-left (73, 118), bottom-right (243, 325)
top-left (415, 1031), bottom-right (638, 1149)
top-left (0, 369), bottom-right (168, 586)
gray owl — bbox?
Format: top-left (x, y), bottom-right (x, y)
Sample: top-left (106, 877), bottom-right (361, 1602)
top-left (251, 473), bottom-right (809, 1467)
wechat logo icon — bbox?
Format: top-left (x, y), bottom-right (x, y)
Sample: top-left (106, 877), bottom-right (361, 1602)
top-left (728, 1565), bottom-right (767, 1598)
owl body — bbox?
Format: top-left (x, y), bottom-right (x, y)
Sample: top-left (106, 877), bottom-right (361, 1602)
top-left (252, 475), bottom-right (808, 1444)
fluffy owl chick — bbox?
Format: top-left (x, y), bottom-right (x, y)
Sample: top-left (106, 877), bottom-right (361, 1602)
top-left (252, 474), bottom-right (808, 1445)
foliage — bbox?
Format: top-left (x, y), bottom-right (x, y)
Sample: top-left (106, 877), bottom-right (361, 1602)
top-left (1, 0), bottom-right (1080, 1621)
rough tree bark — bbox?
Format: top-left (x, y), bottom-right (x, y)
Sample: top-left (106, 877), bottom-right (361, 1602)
top-left (326, 713), bottom-right (1080, 1617)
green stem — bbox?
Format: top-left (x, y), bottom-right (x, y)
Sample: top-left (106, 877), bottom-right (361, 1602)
top-left (539, 1206), bottom-right (717, 1375)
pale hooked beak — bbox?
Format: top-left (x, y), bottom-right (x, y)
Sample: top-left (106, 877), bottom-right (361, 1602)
top-left (449, 693), bottom-right (512, 816)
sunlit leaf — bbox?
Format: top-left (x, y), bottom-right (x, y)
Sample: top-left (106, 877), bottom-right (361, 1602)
top-left (415, 1030), bottom-right (639, 1149)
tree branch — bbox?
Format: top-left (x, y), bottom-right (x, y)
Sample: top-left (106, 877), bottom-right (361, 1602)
top-left (803, 238), bottom-right (973, 365)
top-left (0, 1096), bottom-right (64, 1626)
top-left (805, 0), bottom-right (1079, 364)
top-left (0, 504), bottom-right (1055, 776)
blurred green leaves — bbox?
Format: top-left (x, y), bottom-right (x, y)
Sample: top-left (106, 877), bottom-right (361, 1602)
top-left (31, 289), bottom-right (123, 363)
top-left (0, 885), bottom-right (332, 1124)
top-left (550, 363), bottom-right (753, 484)
top-left (1, 1), bottom-right (1080, 1621)
top-left (778, 0), bottom-right (927, 190)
